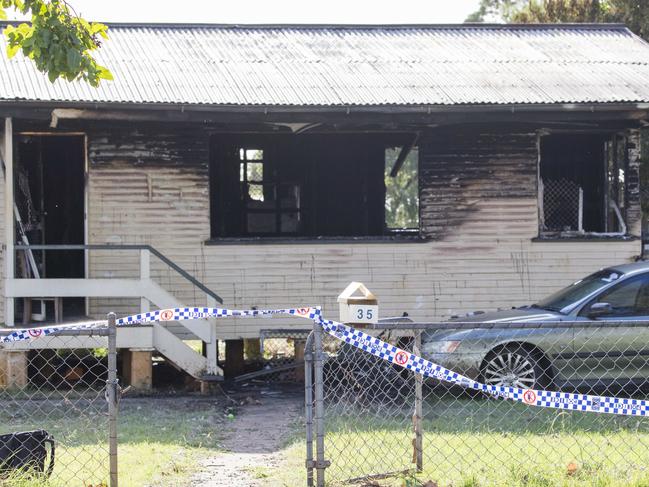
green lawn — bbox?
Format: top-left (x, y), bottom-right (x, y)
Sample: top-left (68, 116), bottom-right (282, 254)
top-left (261, 396), bottom-right (649, 487)
top-left (0, 395), bottom-right (224, 487)
top-left (7, 389), bottom-right (649, 487)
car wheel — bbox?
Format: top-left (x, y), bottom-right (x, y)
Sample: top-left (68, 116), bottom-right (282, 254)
top-left (481, 346), bottom-right (550, 390)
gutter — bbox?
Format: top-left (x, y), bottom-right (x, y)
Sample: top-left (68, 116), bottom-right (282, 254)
top-left (18, 101), bottom-right (649, 119)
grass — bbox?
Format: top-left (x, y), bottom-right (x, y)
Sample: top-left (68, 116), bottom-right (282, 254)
top-left (0, 395), bottom-right (224, 487)
top-left (8, 387), bottom-right (649, 487)
top-left (260, 395), bottom-right (649, 486)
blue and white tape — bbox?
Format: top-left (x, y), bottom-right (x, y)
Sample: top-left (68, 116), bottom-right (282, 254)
top-left (115, 306), bottom-right (319, 325)
top-left (320, 318), bottom-right (649, 417)
top-left (2, 305), bottom-right (648, 417)
top-left (0, 320), bottom-right (107, 344)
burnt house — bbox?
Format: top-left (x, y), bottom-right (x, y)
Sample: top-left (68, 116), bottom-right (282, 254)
top-left (0, 22), bottom-right (648, 381)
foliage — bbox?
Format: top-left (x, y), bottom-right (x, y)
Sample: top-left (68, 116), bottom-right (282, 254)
top-left (467, 0), bottom-right (649, 40)
top-left (466, 0), bottom-right (529, 22)
top-left (385, 147), bottom-right (419, 230)
top-left (0, 0), bottom-right (111, 86)
top-left (511, 0), bottom-right (606, 23)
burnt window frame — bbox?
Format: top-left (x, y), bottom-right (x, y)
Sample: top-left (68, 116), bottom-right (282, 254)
top-left (537, 131), bottom-right (630, 239)
top-left (210, 135), bottom-right (304, 238)
top-left (208, 132), bottom-right (423, 241)
top-left (237, 146), bottom-right (302, 237)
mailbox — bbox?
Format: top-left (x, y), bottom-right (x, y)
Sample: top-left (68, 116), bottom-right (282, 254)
top-left (337, 281), bottom-right (379, 325)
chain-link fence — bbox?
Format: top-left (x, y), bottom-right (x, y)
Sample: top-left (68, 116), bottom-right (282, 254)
top-left (306, 321), bottom-right (649, 486)
top-left (0, 321), bottom-right (117, 486)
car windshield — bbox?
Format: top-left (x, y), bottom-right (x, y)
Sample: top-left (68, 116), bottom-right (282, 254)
top-left (534, 269), bottom-right (623, 313)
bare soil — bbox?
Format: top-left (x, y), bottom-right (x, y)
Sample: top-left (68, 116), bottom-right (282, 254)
top-left (187, 385), bottom-right (303, 487)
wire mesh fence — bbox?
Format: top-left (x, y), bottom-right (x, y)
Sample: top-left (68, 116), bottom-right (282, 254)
top-left (307, 321), bottom-right (649, 486)
top-left (0, 325), bottom-right (117, 486)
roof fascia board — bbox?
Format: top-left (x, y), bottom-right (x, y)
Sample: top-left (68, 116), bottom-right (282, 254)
top-left (2, 103), bottom-right (648, 128)
top-left (1, 101), bottom-right (649, 114)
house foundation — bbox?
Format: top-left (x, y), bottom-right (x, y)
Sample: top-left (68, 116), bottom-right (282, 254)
top-left (0, 351), bottom-right (28, 388)
top-left (122, 349), bottom-right (153, 391)
top-left (244, 338), bottom-right (262, 360)
top-left (225, 339), bottom-right (245, 379)
top-left (293, 339), bottom-right (306, 382)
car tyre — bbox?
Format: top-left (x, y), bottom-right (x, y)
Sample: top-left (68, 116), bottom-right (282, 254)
top-left (481, 345), bottom-right (551, 390)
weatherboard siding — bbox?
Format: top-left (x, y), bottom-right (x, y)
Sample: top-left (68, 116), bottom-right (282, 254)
top-left (80, 127), bottom-right (641, 338)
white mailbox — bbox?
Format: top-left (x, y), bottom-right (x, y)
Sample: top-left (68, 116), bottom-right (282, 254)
top-left (337, 281), bottom-right (379, 325)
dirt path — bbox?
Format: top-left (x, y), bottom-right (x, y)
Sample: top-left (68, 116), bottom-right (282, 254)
top-left (188, 388), bottom-right (303, 487)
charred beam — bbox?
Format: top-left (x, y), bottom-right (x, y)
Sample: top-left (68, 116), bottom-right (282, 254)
top-left (390, 133), bottom-right (419, 178)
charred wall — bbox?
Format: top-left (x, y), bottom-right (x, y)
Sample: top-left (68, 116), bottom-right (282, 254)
top-left (419, 128), bottom-right (539, 241)
top-left (418, 127), bottom-right (643, 241)
top-left (85, 124), bottom-right (211, 318)
top-left (7, 119), bottom-right (640, 334)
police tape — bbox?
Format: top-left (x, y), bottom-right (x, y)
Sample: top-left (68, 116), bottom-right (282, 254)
top-left (1, 305), bottom-right (648, 417)
top-left (0, 319), bottom-right (108, 343)
top-left (319, 318), bottom-right (649, 417)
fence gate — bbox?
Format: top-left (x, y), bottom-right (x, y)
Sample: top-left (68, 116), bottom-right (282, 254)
top-left (0, 314), bottom-right (118, 486)
top-left (305, 322), bottom-right (421, 487)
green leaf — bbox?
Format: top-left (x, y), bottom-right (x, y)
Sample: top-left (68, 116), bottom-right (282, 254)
top-left (2, 0), bottom-right (112, 87)
top-left (6, 43), bottom-right (20, 58)
top-left (90, 22), bottom-right (108, 36)
top-left (66, 47), bottom-right (81, 71)
top-left (97, 65), bottom-right (113, 81)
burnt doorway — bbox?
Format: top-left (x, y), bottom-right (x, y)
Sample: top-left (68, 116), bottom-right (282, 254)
top-left (15, 134), bottom-right (86, 319)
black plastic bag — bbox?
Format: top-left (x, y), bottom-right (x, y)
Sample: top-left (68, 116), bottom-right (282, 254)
top-left (0, 430), bottom-right (55, 478)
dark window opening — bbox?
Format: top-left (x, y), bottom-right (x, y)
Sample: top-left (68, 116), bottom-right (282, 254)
top-left (209, 134), bottom-right (420, 239)
top-left (539, 134), bottom-right (628, 236)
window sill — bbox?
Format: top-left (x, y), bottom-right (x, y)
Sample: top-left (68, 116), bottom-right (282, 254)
top-left (533, 234), bottom-right (639, 243)
top-left (205, 234), bottom-right (428, 245)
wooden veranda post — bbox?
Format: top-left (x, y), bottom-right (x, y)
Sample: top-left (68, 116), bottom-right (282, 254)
top-left (3, 118), bottom-right (14, 326)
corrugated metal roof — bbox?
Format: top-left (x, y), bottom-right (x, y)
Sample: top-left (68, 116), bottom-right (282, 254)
top-left (2, 23), bottom-right (649, 107)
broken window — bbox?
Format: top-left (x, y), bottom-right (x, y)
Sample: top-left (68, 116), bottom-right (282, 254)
top-left (539, 134), bottom-right (628, 237)
top-left (237, 147), bottom-right (301, 235)
top-left (385, 147), bottom-right (419, 230)
top-left (209, 134), bottom-right (420, 239)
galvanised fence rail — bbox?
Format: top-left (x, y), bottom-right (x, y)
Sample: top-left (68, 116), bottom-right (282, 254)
top-left (306, 320), bottom-right (649, 486)
top-left (0, 315), bottom-right (118, 487)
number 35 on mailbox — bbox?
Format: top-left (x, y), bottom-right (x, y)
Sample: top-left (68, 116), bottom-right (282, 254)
top-left (337, 281), bottom-right (379, 326)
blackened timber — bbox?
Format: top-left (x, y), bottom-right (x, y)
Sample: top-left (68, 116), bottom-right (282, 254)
top-left (389, 133), bottom-right (419, 178)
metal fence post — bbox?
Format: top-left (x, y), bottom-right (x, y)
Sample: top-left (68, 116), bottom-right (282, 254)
top-left (413, 331), bottom-right (423, 472)
top-left (305, 332), bottom-right (315, 487)
top-left (313, 321), bottom-right (327, 487)
top-left (107, 312), bottom-right (119, 487)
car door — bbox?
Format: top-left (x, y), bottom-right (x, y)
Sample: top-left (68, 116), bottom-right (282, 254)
top-left (572, 272), bottom-right (649, 388)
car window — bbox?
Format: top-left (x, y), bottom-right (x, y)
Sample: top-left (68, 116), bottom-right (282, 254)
top-left (583, 273), bottom-right (649, 317)
top-left (536, 269), bottom-right (623, 313)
